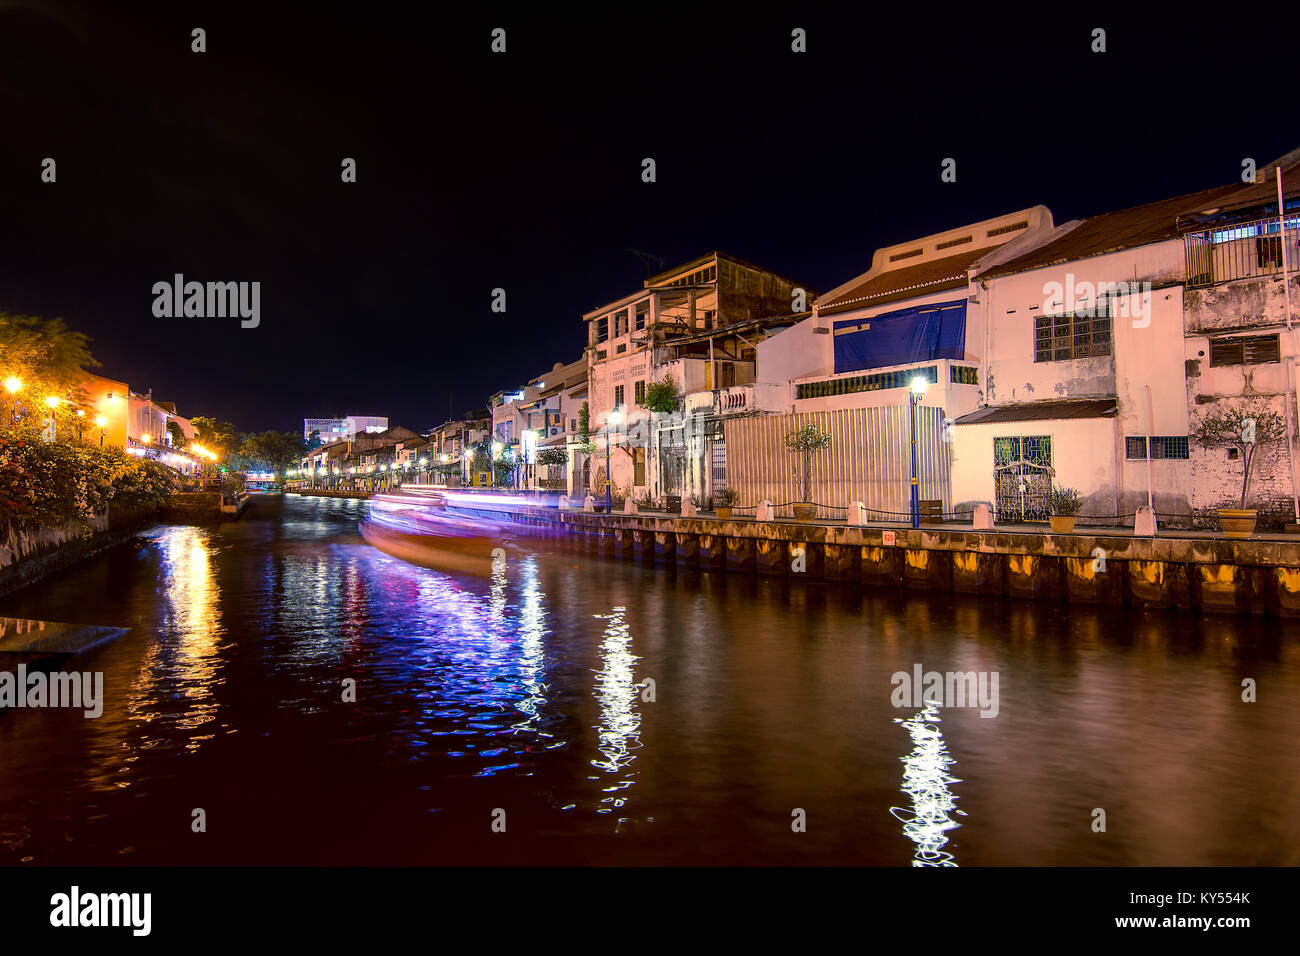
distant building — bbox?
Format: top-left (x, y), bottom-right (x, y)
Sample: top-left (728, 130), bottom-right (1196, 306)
top-left (303, 415), bottom-right (388, 444)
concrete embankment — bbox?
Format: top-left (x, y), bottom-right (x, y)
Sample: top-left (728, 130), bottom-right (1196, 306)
top-left (0, 506), bottom-right (160, 599)
top-left (552, 512), bottom-right (1300, 618)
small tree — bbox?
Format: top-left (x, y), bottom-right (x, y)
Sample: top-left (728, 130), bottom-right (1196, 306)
top-left (785, 423), bottom-right (832, 503)
top-left (536, 447), bottom-right (568, 468)
top-left (578, 402), bottom-right (590, 443)
top-left (1192, 404), bottom-right (1288, 509)
top-left (643, 375), bottom-right (680, 414)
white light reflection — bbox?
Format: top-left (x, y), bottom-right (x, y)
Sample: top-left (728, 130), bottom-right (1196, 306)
top-left (590, 606), bottom-right (642, 812)
top-left (890, 700), bottom-right (964, 866)
top-left (510, 558), bottom-right (549, 737)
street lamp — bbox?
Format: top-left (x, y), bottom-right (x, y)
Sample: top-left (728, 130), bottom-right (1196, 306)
top-left (605, 409), bottom-right (622, 512)
top-left (909, 375), bottom-right (929, 529)
top-left (3, 376), bottom-right (21, 394)
top-left (95, 415), bottom-right (107, 447)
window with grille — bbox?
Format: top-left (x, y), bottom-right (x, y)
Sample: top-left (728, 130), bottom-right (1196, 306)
top-left (1126, 436), bottom-right (1190, 459)
top-left (613, 385), bottom-right (624, 407)
top-left (1208, 335), bottom-right (1281, 366)
top-left (994, 435), bottom-right (1052, 466)
top-left (951, 365), bottom-right (979, 384)
top-left (1034, 308), bottom-right (1112, 362)
top-left (795, 366), bottom-right (938, 400)
top-left (634, 380), bottom-right (646, 404)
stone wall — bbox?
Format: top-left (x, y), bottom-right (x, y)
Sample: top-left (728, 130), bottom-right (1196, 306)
top-left (0, 505), bottom-right (160, 598)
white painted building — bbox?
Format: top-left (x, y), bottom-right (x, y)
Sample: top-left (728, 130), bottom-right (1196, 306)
top-left (949, 167), bottom-right (1300, 526)
top-left (303, 415), bottom-right (388, 445)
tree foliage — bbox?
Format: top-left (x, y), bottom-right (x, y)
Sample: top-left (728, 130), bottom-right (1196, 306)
top-left (239, 430), bottom-right (305, 477)
top-left (0, 432), bottom-right (178, 532)
top-left (785, 424), bottom-right (832, 503)
top-left (643, 375), bottom-right (680, 414)
top-left (191, 416), bottom-right (241, 459)
top-left (0, 313), bottom-right (99, 423)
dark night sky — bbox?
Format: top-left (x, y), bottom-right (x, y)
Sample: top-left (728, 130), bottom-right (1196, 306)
top-left (0, 3), bottom-right (1292, 433)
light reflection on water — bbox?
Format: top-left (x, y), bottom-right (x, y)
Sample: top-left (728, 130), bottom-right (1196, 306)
top-left (891, 701), bottom-right (964, 866)
top-left (0, 494), bottom-right (1296, 866)
top-left (589, 606), bottom-right (643, 813)
top-left (127, 525), bottom-right (224, 748)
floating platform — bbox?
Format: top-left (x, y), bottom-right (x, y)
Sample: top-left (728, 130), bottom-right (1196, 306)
top-left (0, 616), bottom-right (128, 656)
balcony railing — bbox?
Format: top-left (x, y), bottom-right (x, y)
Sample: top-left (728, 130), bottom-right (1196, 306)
top-left (1185, 214), bottom-right (1300, 288)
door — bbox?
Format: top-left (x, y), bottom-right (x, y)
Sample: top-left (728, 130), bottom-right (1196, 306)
top-left (993, 435), bottom-right (1052, 522)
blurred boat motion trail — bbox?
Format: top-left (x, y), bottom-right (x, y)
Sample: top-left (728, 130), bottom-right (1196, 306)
top-left (359, 487), bottom-right (561, 576)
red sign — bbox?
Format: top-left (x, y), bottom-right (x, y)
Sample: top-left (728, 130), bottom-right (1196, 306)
top-left (882, 530), bottom-right (896, 546)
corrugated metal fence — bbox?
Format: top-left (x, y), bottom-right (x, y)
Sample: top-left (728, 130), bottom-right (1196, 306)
top-left (723, 406), bottom-right (951, 520)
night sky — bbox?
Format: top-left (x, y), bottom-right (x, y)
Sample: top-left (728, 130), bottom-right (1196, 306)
top-left (0, 3), bottom-right (1291, 433)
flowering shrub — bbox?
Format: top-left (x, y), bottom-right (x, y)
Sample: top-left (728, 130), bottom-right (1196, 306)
top-left (0, 431), bottom-right (179, 532)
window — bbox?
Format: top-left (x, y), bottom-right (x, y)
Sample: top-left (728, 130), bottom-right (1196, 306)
top-left (951, 365), bottom-right (979, 385)
top-left (1034, 309), bottom-right (1112, 362)
top-left (1126, 436), bottom-right (1190, 460)
top-left (634, 380), bottom-right (646, 404)
top-left (569, 419), bottom-right (576, 432)
top-left (616, 343), bottom-right (627, 354)
top-left (613, 385), bottom-right (624, 407)
top-left (795, 366), bottom-right (938, 400)
top-left (704, 309), bottom-right (716, 329)
top-left (1208, 334), bottom-right (1281, 367)
top-left (994, 435), bottom-right (1052, 466)
top-left (596, 349), bottom-right (607, 360)
top-left (635, 307), bottom-right (647, 330)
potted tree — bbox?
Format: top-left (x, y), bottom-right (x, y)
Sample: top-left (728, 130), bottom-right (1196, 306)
top-left (713, 487), bottom-right (739, 520)
top-left (785, 423), bottom-right (832, 521)
top-left (1192, 404), bottom-right (1287, 538)
top-left (1048, 485), bottom-right (1082, 533)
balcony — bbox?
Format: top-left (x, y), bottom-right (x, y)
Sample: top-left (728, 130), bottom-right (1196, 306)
top-left (1185, 214), bottom-right (1300, 288)
top-left (682, 383), bottom-right (786, 416)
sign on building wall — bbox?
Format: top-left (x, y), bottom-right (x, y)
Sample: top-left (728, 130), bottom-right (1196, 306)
top-left (833, 299), bottom-right (967, 373)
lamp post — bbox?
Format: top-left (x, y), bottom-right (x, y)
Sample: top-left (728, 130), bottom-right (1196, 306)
top-left (605, 409), bottom-right (621, 513)
top-left (909, 375), bottom-right (929, 529)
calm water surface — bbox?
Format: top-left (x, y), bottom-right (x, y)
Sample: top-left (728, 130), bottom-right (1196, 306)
top-left (1, 495), bottom-right (1297, 866)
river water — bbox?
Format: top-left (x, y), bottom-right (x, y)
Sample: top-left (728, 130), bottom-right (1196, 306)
top-left (1, 495), bottom-right (1297, 866)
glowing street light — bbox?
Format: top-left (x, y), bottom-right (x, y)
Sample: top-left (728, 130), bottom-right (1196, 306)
top-left (908, 375), bottom-right (929, 529)
top-left (4, 376), bottom-right (22, 394)
top-left (44, 395), bottom-right (60, 409)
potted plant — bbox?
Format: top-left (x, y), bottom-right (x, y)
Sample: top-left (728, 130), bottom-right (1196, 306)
top-left (1047, 485), bottom-right (1082, 533)
top-left (1192, 404), bottom-right (1287, 538)
top-left (713, 487), bottom-right (739, 520)
top-left (785, 423), bottom-right (832, 520)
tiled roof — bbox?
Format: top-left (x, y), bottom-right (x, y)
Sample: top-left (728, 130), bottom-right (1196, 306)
top-left (817, 246), bottom-right (989, 316)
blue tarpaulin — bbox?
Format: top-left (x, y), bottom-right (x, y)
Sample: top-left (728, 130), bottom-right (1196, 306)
top-left (832, 299), bottom-right (967, 373)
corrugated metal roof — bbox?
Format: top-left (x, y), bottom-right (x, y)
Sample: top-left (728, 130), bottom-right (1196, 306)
top-left (982, 163), bottom-right (1300, 278)
top-left (951, 399), bottom-right (1118, 425)
top-left (817, 246), bottom-right (987, 316)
